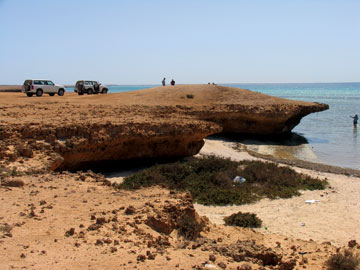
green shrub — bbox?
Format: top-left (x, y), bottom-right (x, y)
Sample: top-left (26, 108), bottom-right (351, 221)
top-left (177, 214), bottom-right (204, 240)
top-left (326, 250), bottom-right (360, 270)
top-left (224, 212), bottom-right (262, 228)
top-left (120, 156), bottom-right (327, 206)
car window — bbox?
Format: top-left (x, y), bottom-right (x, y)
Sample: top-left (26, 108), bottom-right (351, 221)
top-left (85, 81), bottom-right (90, 85)
top-left (47, 81), bottom-right (54, 86)
top-left (34, 80), bottom-right (41, 85)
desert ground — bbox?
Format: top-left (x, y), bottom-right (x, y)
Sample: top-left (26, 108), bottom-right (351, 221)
top-left (0, 88), bottom-right (359, 269)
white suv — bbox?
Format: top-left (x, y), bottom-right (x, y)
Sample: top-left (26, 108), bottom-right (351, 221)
top-left (74, 80), bottom-right (108, 95)
top-left (22, 80), bottom-right (66, 97)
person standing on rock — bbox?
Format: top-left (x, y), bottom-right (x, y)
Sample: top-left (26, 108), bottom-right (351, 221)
top-left (350, 114), bottom-right (358, 127)
top-left (162, 78), bottom-right (166, 86)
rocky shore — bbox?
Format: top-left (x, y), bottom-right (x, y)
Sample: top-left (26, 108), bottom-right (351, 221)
top-left (2, 85), bottom-right (352, 270)
top-left (0, 84), bottom-right (327, 172)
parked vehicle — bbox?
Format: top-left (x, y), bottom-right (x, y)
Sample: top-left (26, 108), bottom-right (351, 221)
top-left (74, 80), bottom-right (108, 95)
top-left (22, 80), bottom-right (66, 97)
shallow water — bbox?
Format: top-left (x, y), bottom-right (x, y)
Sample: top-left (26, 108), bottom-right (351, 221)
top-left (225, 83), bottom-right (360, 170)
top-left (67, 83), bottom-right (360, 170)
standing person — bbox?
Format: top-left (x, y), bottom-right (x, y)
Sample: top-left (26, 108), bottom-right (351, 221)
top-left (162, 78), bottom-right (166, 86)
top-left (350, 114), bottom-right (358, 127)
top-left (170, 79), bottom-right (175, 86)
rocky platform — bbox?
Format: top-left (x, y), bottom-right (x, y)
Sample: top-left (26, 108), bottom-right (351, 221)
top-left (0, 173), bottom-right (342, 270)
top-left (0, 85), bottom-right (328, 172)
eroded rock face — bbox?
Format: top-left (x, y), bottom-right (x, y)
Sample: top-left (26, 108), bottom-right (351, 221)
top-left (0, 85), bottom-right (328, 171)
top-left (191, 102), bottom-right (329, 135)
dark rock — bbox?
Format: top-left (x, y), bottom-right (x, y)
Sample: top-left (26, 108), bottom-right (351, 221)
top-left (137, 254), bottom-right (146, 262)
top-left (95, 239), bottom-right (103, 246)
top-left (348, 240), bottom-right (357, 248)
top-left (125, 206), bottom-right (136, 215)
top-left (278, 260), bottom-right (296, 270)
top-left (96, 217), bottom-right (106, 225)
top-left (64, 228), bottom-right (75, 237)
top-left (2, 179), bottom-right (24, 187)
top-left (237, 264), bottom-right (252, 270)
top-left (88, 224), bottom-right (101, 231)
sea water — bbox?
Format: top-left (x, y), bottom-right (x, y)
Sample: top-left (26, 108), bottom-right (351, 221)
top-left (227, 83), bottom-right (360, 170)
top-left (67, 83), bottom-right (360, 170)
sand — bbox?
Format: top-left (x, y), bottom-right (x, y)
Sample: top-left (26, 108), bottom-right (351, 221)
top-left (195, 137), bottom-right (360, 247)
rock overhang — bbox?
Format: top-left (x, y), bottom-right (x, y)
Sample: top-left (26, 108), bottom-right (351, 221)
top-left (0, 85), bottom-right (328, 172)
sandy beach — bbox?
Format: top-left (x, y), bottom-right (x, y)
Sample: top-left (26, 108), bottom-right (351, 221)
top-left (196, 137), bottom-right (360, 247)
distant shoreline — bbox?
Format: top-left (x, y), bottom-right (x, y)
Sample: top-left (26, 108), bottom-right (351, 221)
top-left (0, 85), bottom-right (22, 92)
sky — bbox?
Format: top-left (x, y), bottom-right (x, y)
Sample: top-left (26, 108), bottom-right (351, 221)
top-left (0, 0), bottom-right (359, 85)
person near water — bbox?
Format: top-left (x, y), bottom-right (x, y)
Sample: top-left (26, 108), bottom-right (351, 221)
top-left (162, 78), bottom-right (166, 86)
top-left (350, 114), bottom-right (358, 127)
top-left (170, 79), bottom-right (175, 86)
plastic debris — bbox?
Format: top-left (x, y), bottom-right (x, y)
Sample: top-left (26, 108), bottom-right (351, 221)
top-left (204, 264), bottom-right (218, 269)
top-left (233, 176), bottom-right (246, 184)
top-left (305, 200), bottom-right (320, 204)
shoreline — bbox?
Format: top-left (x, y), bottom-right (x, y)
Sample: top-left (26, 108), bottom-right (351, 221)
top-left (208, 135), bottom-right (360, 178)
top-left (243, 144), bottom-right (360, 178)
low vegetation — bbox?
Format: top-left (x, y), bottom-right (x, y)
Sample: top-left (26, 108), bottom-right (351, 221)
top-left (120, 155), bottom-right (327, 206)
top-left (224, 212), bottom-right (262, 228)
top-left (326, 249), bottom-right (360, 270)
top-left (177, 214), bottom-right (204, 240)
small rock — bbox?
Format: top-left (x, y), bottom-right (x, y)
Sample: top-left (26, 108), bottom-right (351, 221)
top-left (137, 254), bottom-right (146, 262)
top-left (209, 254), bottom-right (216, 262)
top-left (39, 200), bottom-right (46, 205)
top-left (103, 238), bottom-right (112, 244)
top-left (238, 264), bottom-right (252, 270)
top-left (95, 239), bottom-right (103, 246)
top-left (125, 206), bottom-right (136, 215)
top-left (218, 262), bottom-right (226, 269)
top-left (88, 224), bottom-right (101, 231)
top-left (2, 179), bottom-right (24, 187)
top-left (20, 253), bottom-right (26, 258)
top-left (348, 240), bottom-right (357, 248)
top-left (96, 217), bottom-right (106, 225)
top-left (64, 228), bottom-right (75, 237)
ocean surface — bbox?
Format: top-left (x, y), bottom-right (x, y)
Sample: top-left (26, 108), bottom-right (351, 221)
top-left (67, 83), bottom-right (360, 170)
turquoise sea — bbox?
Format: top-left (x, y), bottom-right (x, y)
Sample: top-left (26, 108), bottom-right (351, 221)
top-left (67, 83), bottom-right (360, 170)
top-left (225, 83), bottom-right (360, 170)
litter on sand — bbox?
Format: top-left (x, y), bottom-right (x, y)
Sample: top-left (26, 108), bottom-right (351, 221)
top-left (204, 264), bottom-right (218, 269)
top-left (305, 200), bottom-right (320, 204)
top-left (233, 176), bottom-right (246, 184)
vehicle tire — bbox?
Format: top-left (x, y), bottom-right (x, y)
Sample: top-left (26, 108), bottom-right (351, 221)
top-left (26, 93), bottom-right (33, 97)
top-left (36, 89), bottom-right (43, 97)
top-left (49, 93), bottom-right (55, 96)
top-left (58, 89), bottom-right (65, 96)
top-left (87, 88), bottom-right (93, 95)
top-left (78, 92), bottom-right (83, 95)
top-left (101, 88), bottom-right (108, 94)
